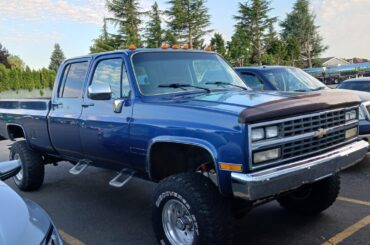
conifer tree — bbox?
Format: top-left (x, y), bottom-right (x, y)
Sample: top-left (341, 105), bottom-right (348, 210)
top-left (166, 0), bottom-right (212, 49)
top-left (48, 43), bottom-right (65, 72)
top-left (145, 2), bottom-right (164, 48)
top-left (210, 33), bottom-right (227, 57)
top-left (280, 0), bottom-right (327, 68)
top-left (90, 19), bottom-right (117, 53)
top-left (106, 0), bottom-right (142, 48)
top-left (234, 0), bottom-right (277, 65)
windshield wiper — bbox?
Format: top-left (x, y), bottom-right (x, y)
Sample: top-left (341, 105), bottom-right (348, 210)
top-left (158, 83), bottom-right (211, 93)
top-left (205, 81), bottom-right (248, 90)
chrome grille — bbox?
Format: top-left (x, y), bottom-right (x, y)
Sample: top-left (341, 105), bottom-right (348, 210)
top-left (282, 110), bottom-right (346, 137)
top-left (250, 106), bottom-right (359, 169)
top-left (282, 130), bottom-right (345, 159)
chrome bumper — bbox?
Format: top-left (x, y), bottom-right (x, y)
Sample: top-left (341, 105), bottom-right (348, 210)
top-left (231, 140), bottom-right (369, 201)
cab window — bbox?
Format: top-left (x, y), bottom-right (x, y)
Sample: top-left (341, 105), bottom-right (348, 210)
top-left (91, 58), bottom-right (123, 99)
top-left (59, 62), bottom-right (89, 98)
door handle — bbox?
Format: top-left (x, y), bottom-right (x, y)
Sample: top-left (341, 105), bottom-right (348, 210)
top-left (81, 102), bottom-right (95, 108)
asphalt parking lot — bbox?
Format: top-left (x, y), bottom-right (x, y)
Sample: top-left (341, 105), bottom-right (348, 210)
top-left (2, 140), bottom-right (370, 245)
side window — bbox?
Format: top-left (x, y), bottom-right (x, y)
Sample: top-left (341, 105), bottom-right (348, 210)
top-left (91, 59), bottom-right (123, 99)
top-left (240, 73), bottom-right (264, 90)
top-left (60, 62), bottom-right (89, 98)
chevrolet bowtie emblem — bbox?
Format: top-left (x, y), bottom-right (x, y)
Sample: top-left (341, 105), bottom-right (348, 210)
top-left (315, 128), bottom-right (327, 139)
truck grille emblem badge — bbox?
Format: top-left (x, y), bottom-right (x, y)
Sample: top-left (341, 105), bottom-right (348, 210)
top-left (315, 128), bottom-right (327, 139)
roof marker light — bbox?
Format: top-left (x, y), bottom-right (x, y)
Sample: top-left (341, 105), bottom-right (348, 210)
top-left (161, 43), bottom-right (169, 49)
top-left (172, 44), bottom-right (179, 49)
top-left (205, 46), bottom-right (212, 52)
top-left (129, 44), bottom-right (136, 50)
top-left (183, 43), bottom-right (189, 49)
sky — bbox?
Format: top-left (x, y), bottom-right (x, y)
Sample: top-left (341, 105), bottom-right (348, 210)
top-left (0, 0), bottom-right (370, 69)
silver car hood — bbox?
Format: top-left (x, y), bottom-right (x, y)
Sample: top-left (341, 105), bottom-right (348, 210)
top-left (0, 181), bottom-right (50, 245)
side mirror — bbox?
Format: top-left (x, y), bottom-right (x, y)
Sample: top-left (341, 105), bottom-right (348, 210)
top-left (88, 83), bottom-right (112, 100)
top-left (0, 160), bottom-right (21, 181)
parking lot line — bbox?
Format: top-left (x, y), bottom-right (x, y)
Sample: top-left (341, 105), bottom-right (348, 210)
top-left (338, 196), bottom-right (370, 207)
top-left (59, 230), bottom-right (86, 245)
top-left (322, 215), bottom-right (370, 245)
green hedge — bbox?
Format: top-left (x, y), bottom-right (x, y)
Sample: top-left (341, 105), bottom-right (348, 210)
top-left (0, 64), bottom-right (56, 92)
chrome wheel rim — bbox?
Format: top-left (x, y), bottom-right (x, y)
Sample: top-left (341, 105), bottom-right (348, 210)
top-left (14, 153), bottom-right (23, 181)
top-left (162, 199), bottom-right (195, 245)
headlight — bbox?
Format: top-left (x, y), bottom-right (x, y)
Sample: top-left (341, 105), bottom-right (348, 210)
top-left (266, 126), bottom-right (278, 138)
top-left (251, 128), bottom-right (265, 141)
top-left (345, 109), bottom-right (357, 121)
top-left (251, 125), bottom-right (279, 142)
top-left (253, 148), bottom-right (281, 164)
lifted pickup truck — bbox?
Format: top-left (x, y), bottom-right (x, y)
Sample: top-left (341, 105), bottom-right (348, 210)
top-left (0, 49), bottom-right (368, 245)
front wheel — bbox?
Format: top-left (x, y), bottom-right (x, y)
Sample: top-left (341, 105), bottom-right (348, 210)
top-left (152, 173), bottom-right (232, 245)
top-left (277, 174), bottom-right (340, 215)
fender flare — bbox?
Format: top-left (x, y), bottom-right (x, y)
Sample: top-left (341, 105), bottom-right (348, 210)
top-left (146, 136), bottom-right (219, 182)
top-left (6, 123), bottom-right (27, 141)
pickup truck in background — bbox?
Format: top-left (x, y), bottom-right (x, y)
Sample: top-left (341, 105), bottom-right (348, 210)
top-left (235, 66), bottom-right (370, 145)
top-left (0, 49), bottom-right (368, 245)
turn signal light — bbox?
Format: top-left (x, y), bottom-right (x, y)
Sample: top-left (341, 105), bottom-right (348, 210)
top-left (219, 163), bottom-right (243, 172)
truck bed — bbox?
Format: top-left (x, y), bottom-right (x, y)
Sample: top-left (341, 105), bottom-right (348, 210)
top-left (0, 99), bottom-right (55, 153)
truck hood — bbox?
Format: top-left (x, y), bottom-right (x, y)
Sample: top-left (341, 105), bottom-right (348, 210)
top-left (0, 181), bottom-right (50, 245)
top-left (159, 89), bottom-right (361, 123)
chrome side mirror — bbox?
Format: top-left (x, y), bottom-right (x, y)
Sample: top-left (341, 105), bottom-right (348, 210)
top-left (88, 84), bottom-right (112, 100)
top-left (0, 160), bottom-right (21, 181)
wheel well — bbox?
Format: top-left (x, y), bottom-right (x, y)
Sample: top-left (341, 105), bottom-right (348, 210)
top-left (149, 142), bottom-right (215, 181)
top-left (7, 125), bottom-right (25, 140)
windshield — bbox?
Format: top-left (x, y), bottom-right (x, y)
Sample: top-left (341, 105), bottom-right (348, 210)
top-left (261, 67), bottom-right (327, 92)
top-left (132, 52), bottom-right (248, 95)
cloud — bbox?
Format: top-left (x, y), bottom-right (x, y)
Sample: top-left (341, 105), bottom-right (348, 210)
top-left (312, 0), bottom-right (370, 58)
top-left (0, 0), bottom-right (109, 26)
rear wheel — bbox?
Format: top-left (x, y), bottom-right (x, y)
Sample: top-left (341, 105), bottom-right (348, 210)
top-left (10, 140), bottom-right (44, 191)
top-left (152, 172), bottom-right (232, 245)
top-left (277, 174), bottom-right (340, 215)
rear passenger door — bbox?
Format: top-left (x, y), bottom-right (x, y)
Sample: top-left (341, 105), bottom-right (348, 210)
top-left (48, 59), bottom-right (90, 160)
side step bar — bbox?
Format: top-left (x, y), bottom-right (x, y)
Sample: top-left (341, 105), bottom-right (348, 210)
top-left (69, 160), bottom-right (90, 175)
top-left (109, 169), bottom-right (135, 188)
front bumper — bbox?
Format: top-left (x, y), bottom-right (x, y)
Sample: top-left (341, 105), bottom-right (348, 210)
top-left (231, 140), bottom-right (369, 201)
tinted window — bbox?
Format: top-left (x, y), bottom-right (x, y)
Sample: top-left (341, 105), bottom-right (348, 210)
top-left (91, 59), bottom-right (123, 99)
top-left (61, 62), bottom-right (89, 98)
top-left (339, 82), bottom-right (370, 92)
top-left (240, 73), bottom-right (264, 90)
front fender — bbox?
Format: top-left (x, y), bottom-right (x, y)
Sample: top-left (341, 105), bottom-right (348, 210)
top-left (147, 136), bottom-right (221, 178)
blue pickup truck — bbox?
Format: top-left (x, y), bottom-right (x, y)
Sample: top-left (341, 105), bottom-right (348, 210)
top-left (0, 49), bottom-right (368, 245)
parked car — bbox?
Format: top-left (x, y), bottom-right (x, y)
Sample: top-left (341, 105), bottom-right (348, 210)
top-left (336, 78), bottom-right (370, 142)
top-left (235, 66), bottom-right (370, 143)
top-left (0, 49), bottom-right (368, 245)
top-left (0, 159), bottom-right (63, 245)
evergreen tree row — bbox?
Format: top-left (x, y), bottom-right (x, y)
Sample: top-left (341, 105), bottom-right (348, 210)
top-left (0, 64), bottom-right (56, 92)
top-left (91, 0), bottom-right (327, 68)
